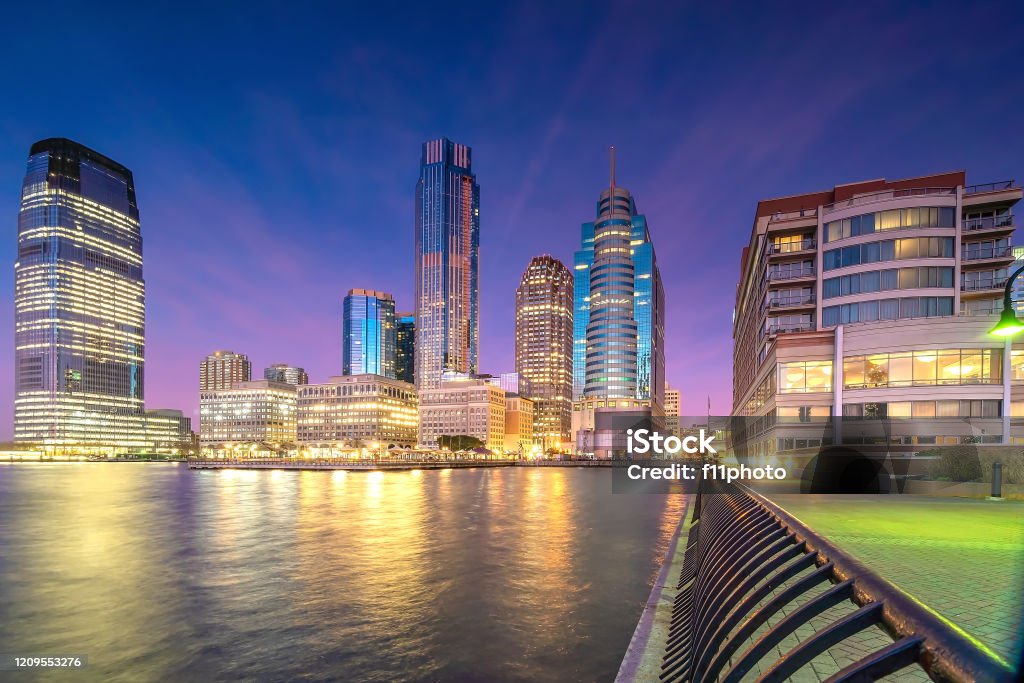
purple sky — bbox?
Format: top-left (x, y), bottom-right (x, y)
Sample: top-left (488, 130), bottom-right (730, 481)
top-left (0, 1), bottom-right (1022, 438)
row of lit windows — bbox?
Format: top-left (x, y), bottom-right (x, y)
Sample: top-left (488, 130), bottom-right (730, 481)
top-left (824, 206), bottom-right (955, 242)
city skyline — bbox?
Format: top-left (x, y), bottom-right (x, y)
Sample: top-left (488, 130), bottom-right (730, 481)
top-left (0, 2), bottom-right (1021, 438)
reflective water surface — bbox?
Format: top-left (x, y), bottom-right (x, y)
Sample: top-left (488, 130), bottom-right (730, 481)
top-left (0, 464), bottom-right (684, 682)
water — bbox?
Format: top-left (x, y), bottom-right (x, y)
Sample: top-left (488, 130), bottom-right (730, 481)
top-left (0, 464), bottom-right (685, 682)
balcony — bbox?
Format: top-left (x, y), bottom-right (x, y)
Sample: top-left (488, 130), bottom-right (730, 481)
top-left (961, 277), bottom-right (1008, 293)
top-left (766, 267), bottom-right (815, 283)
top-left (963, 213), bottom-right (1014, 232)
top-left (760, 322), bottom-right (815, 340)
top-left (763, 294), bottom-right (816, 311)
top-left (960, 245), bottom-right (1012, 261)
top-left (822, 187), bottom-right (955, 214)
top-left (964, 180), bottom-right (1017, 195)
top-left (768, 239), bottom-right (816, 256)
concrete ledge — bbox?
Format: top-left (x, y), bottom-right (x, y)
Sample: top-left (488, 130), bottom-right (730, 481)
top-left (615, 496), bottom-right (692, 682)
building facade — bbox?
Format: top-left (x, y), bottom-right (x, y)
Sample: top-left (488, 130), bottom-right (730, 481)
top-left (419, 379), bottom-right (505, 451)
top-left (264, 363), bottom-right (309, 386)
top-left (297, 374), bottom-right (418, 449)
top-left (343, 288), bottom-right (396, 377)
top-left (143, 409), bottom-right (195, 455)
top-left (504, 394), bottom-right (536, 454)
top-left (396, 312), bottom-right (415, 384)
top-left (571, 151), bottom-right (666, 455)
top-left (199, 380), bottom-right (297, 450)
top-left (515, 255), bottom-right (574, 450)
top-left (664, 385), bottom-right (681, 437)
top-left (200, 350), bottom-right (252, 391)
top-left (415, 138), bottom-right (480, 389)
top-left (14, 138), bottom-right (147, 451)
top-left (732, 173), bottom-right (1023, 457)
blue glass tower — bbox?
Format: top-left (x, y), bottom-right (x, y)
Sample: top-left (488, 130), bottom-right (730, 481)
top-left (572, 150), bottom-right (664, 406)
top-left (415, 138), bottom-right (480, 389)
top-left (342, 289), bottom-right (396, 377)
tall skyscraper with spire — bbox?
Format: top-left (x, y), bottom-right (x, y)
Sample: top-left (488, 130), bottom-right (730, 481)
top-left (572, 149), bottom-right (665, 454)
top-left (414, 138), bottom-right (480, 389)
top-left (14, 138), bottom-right (147, 449)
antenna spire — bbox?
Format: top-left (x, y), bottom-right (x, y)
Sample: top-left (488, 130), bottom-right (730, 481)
top-left (610, 146), bottom-right (616, 189)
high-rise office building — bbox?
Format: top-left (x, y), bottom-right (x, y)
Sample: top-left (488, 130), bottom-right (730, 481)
top-left (572, 151), bottom-right (665, 404)
top-left (515, 255), bottom-right (574, 450)
top-left (264, 363), bottom-right (309, 385)
top-left (571, 150), bottom-right (666, 455)
top-left (415, 138), bottom-right (480, 389)
top-left (664, 385), bottom-right (681, 437)
top-left (732, 173), bottom-right (1022, 454)
top-left (200, 350), bottom-right (252, 391)
top-left (343, 288), bottom-right (396, 377)
top-left (396, 312), bottom-right (416, 384)
top-left (14, 138), bottom-right (147, 451)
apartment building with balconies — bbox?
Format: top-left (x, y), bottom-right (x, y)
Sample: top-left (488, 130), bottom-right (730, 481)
top-left (732, 172), bottom-right (1022, 458)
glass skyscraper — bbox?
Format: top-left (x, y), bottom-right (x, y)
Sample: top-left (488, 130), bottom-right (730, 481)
top-left (415, 138), bottom-right (480, 389)
top-left (395, 312), bottom-right (415, 384)
top-left (342, 289), bottom-right (396, 377)
top-left (14, 138), bottom-right (147, 450)
top-left (572, 152), bottom-right (665, 407)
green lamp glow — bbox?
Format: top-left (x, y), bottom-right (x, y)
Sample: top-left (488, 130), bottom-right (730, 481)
top-left (990, 306), bottom-right (1024, 337)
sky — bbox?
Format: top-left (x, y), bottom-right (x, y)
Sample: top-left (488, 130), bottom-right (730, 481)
top-left (0, 1), bottom-right (1022, 438)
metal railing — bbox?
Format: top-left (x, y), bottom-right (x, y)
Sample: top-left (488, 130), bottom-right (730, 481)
top-left (822, 187), bottom-right (955, 214)
top-left (961, 246), bottom-right (1012, 260)
top-left (768, 208), bottom-right (818, 223)
top-left (768, 239), bottom-right (816, 255)
top-left (961, 277), bottom-right (1008, 292)
top-left (963, 214), bottom-right (1014, 231)
top-left (766, 267), bottom-right (815, 282)
top-left (658, 480), bottom-right (1014, 682)
top-left (964, 180), bottom-right (1017, 195)
top-left (764, 295), bottom-right (815, 310)
top-left (760, 323), bottom-right (814, 339)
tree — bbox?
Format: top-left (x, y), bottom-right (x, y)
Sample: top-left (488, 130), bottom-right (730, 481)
top-left (437, 435), bottom-right (484, 451)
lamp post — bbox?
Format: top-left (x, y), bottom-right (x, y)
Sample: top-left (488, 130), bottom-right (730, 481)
top-left (989, 263), bottom-right (1024, 444)
top-left (988, 263), bottom-right (1024, 337)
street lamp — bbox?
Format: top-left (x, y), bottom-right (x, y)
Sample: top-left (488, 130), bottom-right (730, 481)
top-left (989, 262), bottom-right (1024, 337)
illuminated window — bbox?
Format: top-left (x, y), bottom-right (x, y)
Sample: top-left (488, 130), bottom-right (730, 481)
top-left (778, 361), bottom-right (832, 393)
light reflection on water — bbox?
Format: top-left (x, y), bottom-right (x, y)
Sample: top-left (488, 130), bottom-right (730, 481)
top-left (0, 464), bottom-right (684, 682)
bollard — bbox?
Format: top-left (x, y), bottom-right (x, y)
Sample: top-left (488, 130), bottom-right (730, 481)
top-left (990, 461), bottom-right (1003, 500)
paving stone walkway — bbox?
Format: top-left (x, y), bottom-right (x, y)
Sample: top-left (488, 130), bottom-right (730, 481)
top-left (767, 494), bottom-right (1024, 667)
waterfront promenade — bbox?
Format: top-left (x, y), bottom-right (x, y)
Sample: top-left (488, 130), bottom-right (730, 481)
top-left (187, 458), bottom-right (619, 471)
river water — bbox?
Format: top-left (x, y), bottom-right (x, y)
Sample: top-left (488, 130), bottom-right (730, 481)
top-left (0, 464), bottom-right (685, 682)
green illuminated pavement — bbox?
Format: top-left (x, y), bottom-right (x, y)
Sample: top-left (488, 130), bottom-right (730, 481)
top-left (768, 494), bottom-right (1024, 666)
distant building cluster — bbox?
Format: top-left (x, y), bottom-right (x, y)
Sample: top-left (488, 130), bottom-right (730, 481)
top-left (16, 134), bottom-right (1019, 461)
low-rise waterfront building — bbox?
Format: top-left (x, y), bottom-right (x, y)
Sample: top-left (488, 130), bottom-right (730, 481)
top-left (504, 394), bottom-right (535, 454)
top-left (297, 374), bottom-right (418, 449)
top-left (200, 380), bottom-right (297, 452)
top-left (419, 379), bottom-right (505, 451)
top-left (143, 409), bottom-right (195, 455)
top-left (732, 173), bottom-right (1023, 458)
